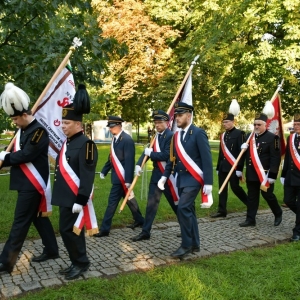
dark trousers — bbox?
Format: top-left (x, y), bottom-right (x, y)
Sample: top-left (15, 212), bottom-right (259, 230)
top-left (283, 184), bottom-right (300, 235)
top-left (0, 190), bottom-right (58, 271)
top-left (100, 184), bottom-right (144, 232)
top-left (142, 182), bottom-right (177, 236)
top-left (177, 186), bottom-right (201, 248)
top-left (246, 181), bottom-right (282, 222)
top-left (218, 171), bottom-right (248, 214)
top-left (59, 206), bottom-right (89, 268)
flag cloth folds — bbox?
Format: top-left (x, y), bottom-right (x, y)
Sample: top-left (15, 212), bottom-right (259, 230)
top-left (34, 64), bottom-right (75, 159)
top-left (168, 72), bottom-right (213, 208)
top-left (266, 94), bottom-right (286, 157)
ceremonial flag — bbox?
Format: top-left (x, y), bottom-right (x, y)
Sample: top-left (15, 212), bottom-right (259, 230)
top-left (34, 64), bottom-right (75, 159)
top-left (168, 72), bottom-right (193, 131)
top-left (266, 94), bottom-right (286, 157)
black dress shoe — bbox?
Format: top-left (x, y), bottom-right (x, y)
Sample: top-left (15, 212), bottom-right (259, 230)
top-left (192, 246), bottom-right (200, 253)
top-left (126, 221), bottom-right (143, 230)
top-left (32, 253), bottom-right (60, 262)
top-left (274, 215), bottom-right (282, 226)
top-left (59, 265), bottom-right (74, 275)
top-left (290, 235), bottom-right (300, 242)
top-left (0, 263), bottom-right (10, 273)
top-left (171, 246), bottom-right (192, 258)
top-left (132, 232), bottom-right (150, 242)
top-left (210, 212), bottom-right (227, 218)
top-left (239, 220), bottom-right (256, 227)
top-left (65, 264), bottom-right (90, 280)
top-left (93, 231), bottom-right (109, 237)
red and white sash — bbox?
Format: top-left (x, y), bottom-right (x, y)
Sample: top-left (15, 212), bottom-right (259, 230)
top-left (110, 137), bottom-right (134, 199)
top-left (289, 133), bottom-right (300, 170)
top-left (249, 133), bottom-right (269, 189)
top-left (59, 141), bottom-right (98, 236)
top-left (14, 129), bottom-right (52, 216)
top-left (220, 133), bottom-right (244, 182)
top-left (174, 131), bottom-right (213, 208)
top-left (154, 136), bottom-right (179, 205)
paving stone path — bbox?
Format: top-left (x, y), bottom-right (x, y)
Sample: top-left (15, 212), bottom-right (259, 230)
top-left (0, 208), bottom-right (295, 298)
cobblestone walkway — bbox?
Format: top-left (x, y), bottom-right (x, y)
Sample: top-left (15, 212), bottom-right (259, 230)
top-left (0, 208), bottom-right (294, 298)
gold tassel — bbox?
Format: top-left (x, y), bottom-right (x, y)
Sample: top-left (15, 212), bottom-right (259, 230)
top-left (86, 228), bottom-right (99, 236)
top-left (73, 226), bottom-right (81, 236)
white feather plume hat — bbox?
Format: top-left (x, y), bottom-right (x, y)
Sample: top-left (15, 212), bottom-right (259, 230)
top-left (223, 99), bottom-right (240, 120)
top-left (0, 82), bottom-right (30, 116)
top-left (255, 100), bottom-right (275, 122)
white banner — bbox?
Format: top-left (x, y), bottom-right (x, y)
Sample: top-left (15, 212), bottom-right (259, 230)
top-left (34, 66), bottom-right (75, 158)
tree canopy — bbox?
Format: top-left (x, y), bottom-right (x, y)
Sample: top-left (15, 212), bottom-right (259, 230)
top-left (1, 0), bottom-right (300, 134)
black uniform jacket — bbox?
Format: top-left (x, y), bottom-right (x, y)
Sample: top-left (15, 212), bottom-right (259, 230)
top-left (101, 131), bottom-right (135, 184)
top-left (164, 124), bottom-right (213, 188)
top-left (216, 127), bottom-right (245, 172)
top-left (2, 119), bottom-right (49, 191)
top-left (51, 132), bottom-right (98, 207)
top-left (137, 128), bottom-right (173, 184)
top-left (281, 134), bottom-right (300, 186)
top-left (245, 130), bottom-right (280, 181)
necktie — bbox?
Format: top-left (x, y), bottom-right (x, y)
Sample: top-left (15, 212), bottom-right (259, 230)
top-left (180, 131), bottom-right (185, 143)
top-left (114, 137), bottom-right (117, 144)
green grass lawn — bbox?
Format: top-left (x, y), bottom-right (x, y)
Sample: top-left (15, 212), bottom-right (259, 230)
top-left (19, 242), bottom-right (300, 300)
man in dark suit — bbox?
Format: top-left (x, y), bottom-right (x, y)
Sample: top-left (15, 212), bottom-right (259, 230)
top-left (211, 112), bottom-right (248, 218)
top-left (52, 85), bottom-right (98, 280)
top-left (94, 116), bottom-right (144, 237)
top-left (0, 83), bottom-right (58, 273)
top-left (132, 110), bottom-right (177, 242)
top-left (158, 102), bottom-right (213, 258)
top-left (281, 114), bottom-right (300, 241)
top-left (239, 111), bottom-right (282, 227)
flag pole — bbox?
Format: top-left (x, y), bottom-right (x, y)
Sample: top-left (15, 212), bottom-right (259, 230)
top-left (119, 55), bottom-right (200, 213)
top-left (0, 37), bottom-right (82, 166)
top-left (218, 79), bottom-right (285, 194)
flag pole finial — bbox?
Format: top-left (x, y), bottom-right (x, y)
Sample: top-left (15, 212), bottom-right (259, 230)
top-left (70, 37), bottom-right (82, 52)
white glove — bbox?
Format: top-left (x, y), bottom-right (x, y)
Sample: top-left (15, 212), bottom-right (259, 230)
top-left (125, 183), bottom-right (131, 188)
top-left (236, 171), bottom-right (243, 177)
top-left (280, 177), bottom-right (285, 185)
top-left (72, 203), bottom-right (83, 213)
top-left (267, 178), bottom-right (275, 184)
top-left (135, 165), bottom-right (142, 176)
top-left (100, 173), bottom-right (105, 179)
top-left (144, 147), bottom-right (153, 157)
top-left (241, 143), bottom-right (249, 150)
top-left (203, 185), bottom-right (213, 195)
top-left (157, 176), bottom-right (167, 190)
top-left (0, 151), bottom-right (9, 161)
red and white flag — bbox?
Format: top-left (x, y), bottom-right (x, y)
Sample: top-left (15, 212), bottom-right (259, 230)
top-left (34, 64), bottom-right (75, 159)
top-left (266, 94), bottom-right (286, 157)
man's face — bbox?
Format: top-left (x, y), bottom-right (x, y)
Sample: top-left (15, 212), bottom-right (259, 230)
top-left (11, 114), bottom-right (28, 129)
top-left (222, 120), bottom-right (234, 131)
top-left (253, 120), bottom-right (266, 134)
top-left (62, 120), bottom-right (81, 138)
top-left (109, 124), bottom-right (122, 135)
top-left (293, 122), bottom-right (300, 134)
top-left (175, 112), bottom-right (191, 129)
top-left (154, 120), bottom-right (168, 133)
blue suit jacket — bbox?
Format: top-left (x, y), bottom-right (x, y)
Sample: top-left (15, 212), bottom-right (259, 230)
top-left (164, 124), bottom-right (213, 188)
top-left (101, 131), bottom-right (135, 184)
top-left (137, 128), bottom-right (173, 183)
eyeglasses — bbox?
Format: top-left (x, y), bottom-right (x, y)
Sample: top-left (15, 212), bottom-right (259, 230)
top-left (253, 123), bottom-right (262, 126)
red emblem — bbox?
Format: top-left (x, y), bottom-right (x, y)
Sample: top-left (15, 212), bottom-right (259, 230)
top-left (57, 97), bottom-right (70, 107)
top-left (54, 119), bottom-right (61, 126)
